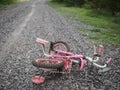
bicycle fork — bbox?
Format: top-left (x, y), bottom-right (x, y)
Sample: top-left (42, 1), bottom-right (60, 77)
top-left (64, 58), bottom-right (72, 73)
top-left (78, 58), bottom-right (87, 71)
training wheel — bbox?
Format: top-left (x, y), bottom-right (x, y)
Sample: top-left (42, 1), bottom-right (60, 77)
top-left (32, 76), bottom-right (45, 84)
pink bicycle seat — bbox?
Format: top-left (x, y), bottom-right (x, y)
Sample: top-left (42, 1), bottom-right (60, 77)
top-left (36, 38), bottom-right (49, 45)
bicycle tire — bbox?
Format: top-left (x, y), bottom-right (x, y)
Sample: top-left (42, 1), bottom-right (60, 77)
top-left (32, 58), bottom-right (64, 69)
top-left (49, 41), bottom-right (70, 54)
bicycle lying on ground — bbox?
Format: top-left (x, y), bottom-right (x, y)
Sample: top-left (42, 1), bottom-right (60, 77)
top-left (32, 38), bottom-right (112, 84)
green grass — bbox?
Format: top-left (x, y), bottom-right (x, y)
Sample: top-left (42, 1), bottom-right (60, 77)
top-left (0, 0), bottom-right (26, 7)
top-left (0, 0), bottom-right (16, 7)
top-left (47, 1), bottom-right (120, 46)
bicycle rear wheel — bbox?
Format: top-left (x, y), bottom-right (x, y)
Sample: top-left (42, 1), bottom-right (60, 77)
top-left (32, 58), bottom-right (64, 69)
top-left (49, 41), bottom-right (70, 55)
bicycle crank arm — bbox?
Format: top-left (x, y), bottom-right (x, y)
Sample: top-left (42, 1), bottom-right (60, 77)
top-left (72, 59), bottom-right (79, 63)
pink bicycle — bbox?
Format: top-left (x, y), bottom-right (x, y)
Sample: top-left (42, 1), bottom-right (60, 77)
top-left (32, 38), bottom-right (112, 84)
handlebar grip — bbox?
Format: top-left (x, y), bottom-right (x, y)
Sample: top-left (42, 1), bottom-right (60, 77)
top-left (97, 45), bottom-right (103, 56)
top-left (106, 58), bottom-right (112, 64)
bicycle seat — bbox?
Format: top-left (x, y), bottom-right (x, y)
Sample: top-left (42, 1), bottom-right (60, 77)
top-left (36, 38), bottom-right (49, 45)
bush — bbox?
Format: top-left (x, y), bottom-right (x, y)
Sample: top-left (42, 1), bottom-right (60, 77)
top-left (52, 0), bottom-right (64, 2)
top-left (51, 0), bottom-right (86, 7)
top-left (51, 0), bottom-right (120, 15)
top-left (88, 0), bottom-right (120, 15)
top-left (0, 0), bottom-right (16, 5)
top-left (65, 0), bottom-right (85, 7)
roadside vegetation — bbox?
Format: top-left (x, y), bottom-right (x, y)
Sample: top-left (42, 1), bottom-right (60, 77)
top-left (48, 0), bottom-right (120, 46)
top-left (0, 0), bottom-right (16, 7)
top-left (0, 0), bottom-right (28, 7)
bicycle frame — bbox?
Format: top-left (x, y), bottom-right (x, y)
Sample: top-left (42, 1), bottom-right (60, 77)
top-left (51, 53), bottom-right (86, 72)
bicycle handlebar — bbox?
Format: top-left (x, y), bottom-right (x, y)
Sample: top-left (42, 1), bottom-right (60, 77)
top-left (85, 56), bottom-right (112, 68)
top-left (93, 63), bottom-right (107, 68)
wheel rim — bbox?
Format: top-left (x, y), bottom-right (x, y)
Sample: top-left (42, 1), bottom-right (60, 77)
top-left (53, 43), bottom-right (68, 51)
top-left (50, 43), bottom-right (68, 55)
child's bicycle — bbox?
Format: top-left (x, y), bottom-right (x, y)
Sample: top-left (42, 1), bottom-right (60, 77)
top-left (32, 38), bottom-right (112, 84)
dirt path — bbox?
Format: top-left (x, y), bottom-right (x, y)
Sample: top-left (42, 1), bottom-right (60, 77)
top-left (0, 0), bottom-right (119, 90)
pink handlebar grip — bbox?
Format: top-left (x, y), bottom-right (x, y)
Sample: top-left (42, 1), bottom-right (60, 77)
top-left (97, 45), bottom-right (103, 56)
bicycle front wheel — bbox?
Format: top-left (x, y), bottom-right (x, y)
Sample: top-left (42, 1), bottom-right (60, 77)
top-left (49, 41), bottom-right (70, 55)
top-left (32, 58), bottom-right (64, 69)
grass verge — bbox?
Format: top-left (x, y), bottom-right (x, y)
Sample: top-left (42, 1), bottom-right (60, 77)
top-left (0, 0), bottom-right (16, 7)
top-left (47, 1), bottom-right (120, 46)
top-left (0, 0), bottom-right (29, 7)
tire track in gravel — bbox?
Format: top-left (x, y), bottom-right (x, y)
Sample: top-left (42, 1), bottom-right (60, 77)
top-left (0, 0), bottom-right (37, 90)
top-left (1, 1), bottom-right (36, 53)
top-left (0, 0), bottom-right (119, 90)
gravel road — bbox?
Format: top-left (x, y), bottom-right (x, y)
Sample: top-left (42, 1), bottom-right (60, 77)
top-left (0, 0), bottom-right (120, 90)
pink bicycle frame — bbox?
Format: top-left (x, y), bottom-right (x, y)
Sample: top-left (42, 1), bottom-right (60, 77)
top-left (51, 50), bottom-right (87, 72)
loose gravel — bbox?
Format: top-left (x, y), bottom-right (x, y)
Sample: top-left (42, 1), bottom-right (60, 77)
top-left (0, 0), bottom-right (119, 90)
